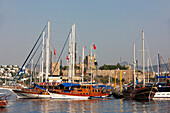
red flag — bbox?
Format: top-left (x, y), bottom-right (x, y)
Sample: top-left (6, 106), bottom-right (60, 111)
top-left (54, 48), bottom-right (56, 55)
top-left (93, 44), bottom-right (96, 50)
top-left (66, 56), bottom-right (69, 60)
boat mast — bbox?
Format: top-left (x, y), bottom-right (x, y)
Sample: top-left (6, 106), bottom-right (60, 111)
top-left (72, 24), bottom-right (75, 83)
top-left (41, 31), bottom-right (45, 82)
top-left (168, 58), bottom-right (170, 76)
top-left (82, 47), bottom-right (84, 83)
top-left (45, 20), bottom-right (50, 82)
top-left (157, 52), bottom-right (160, 82)
top-left (68, 32), bottom-right (72, 83)
top-left (91, 45), bottom-right (93, 84)
top-left (147, 58), bottom-right (149, 83)
top-left (142, 30), bottom-right (145, 87)
top-left (133, 43), bottom-right (136, 89)
top-left (30, 59), bottom-right (33, 86)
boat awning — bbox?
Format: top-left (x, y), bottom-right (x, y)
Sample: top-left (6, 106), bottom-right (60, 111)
top-left (92, 85), bottom-right (114, 89)
top-left (92, 85), bottom-right (106, 88)
top-left (36, 84), bottom-right (47, 90)
top-left (59, 83), bottom-right (80, 87)
top-left (156, 76), bottom-right (170, 78)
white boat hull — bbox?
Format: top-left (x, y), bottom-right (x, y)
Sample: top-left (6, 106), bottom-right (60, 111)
top-left (153, 92), bottom-right (170, 100)
top-left (51, 93), bottom-right (89, 99)
top-left (12, 90), bottom-right (51, 99)
top-left (51, 93), bottom-right (108, 100)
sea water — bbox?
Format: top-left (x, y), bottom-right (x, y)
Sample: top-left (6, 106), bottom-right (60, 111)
top-left (0, 89), bottom-right (170, 113)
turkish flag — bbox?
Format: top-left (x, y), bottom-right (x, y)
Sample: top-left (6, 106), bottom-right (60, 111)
top-left (93, 44), bottom-right (96, 50)
top-left (54, 48), bottom-right (56, 55)
top-left (66, 56), bottom-right (69, 60)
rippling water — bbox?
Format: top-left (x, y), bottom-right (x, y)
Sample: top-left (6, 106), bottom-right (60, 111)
top-left (0, 89), bottom-right (170, 113)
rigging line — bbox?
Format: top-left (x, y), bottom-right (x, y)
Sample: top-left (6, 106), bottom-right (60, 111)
top-left (28, 51), bottom-right (42, 79)
top-left (25, 39), bottom-right (43, 69)
top-left (49, 40), bottom-right (54, 49)
top-left (49, 40), bottom-right (56, 60)
top-left (160, 55), bottom-right (169, 72)
top-left (129, 43), bottom-right (133, 65)
top-left (13, 25), bottom-right (47, 81)
top-left (145, 40), bottom-right (155, 74)
top-left (52, 29), bottom-right (72, 75)
top-left (75, 28), bottom-right (82, 61)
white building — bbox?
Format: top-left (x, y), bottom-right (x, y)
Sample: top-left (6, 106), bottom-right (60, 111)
top-left (1, 65), bottom-right (7, 68)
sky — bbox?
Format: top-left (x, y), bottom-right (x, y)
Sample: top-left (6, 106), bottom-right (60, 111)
top-left (0, 0), bottom-right (170, 67)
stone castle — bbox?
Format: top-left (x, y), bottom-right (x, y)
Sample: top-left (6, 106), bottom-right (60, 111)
top-left (51, 55), bottom-right (155, 83)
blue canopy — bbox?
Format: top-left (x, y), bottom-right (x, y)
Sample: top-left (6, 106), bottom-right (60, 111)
top-left (93, 85), bottom-right (105, 88)
top-left (59, 83), bottom-right (80, 87)
top-left (156, 76), bottom-right (170, 78)
top-left (36, 84), bottom-right (47, 90)
top-left (27, 84), bottom-right (47, 90)
top-left (98, 85), bottom-right (106, 87)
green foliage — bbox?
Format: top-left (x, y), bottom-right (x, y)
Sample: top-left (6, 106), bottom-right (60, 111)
top-left (63, 66), bottom-right (68, 70)
top-left (136, 70), bottom-right (143, 73)
top-left (122, 78), bottom-right (125, 83)
top-left (99, 63), bottom-right (127, 70)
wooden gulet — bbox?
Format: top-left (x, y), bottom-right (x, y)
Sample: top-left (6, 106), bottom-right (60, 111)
top-left (122, 30), bottom-right (157, 100)
top-left (12, 21), bottom-right (52, 99)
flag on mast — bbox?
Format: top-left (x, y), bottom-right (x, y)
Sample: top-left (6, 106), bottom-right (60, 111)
top-left (54, 47), bottom-right (56, 55)
top-left (66, 56), bottom-right (69, 60)
top-left (93, 44), bottom-right (96, 50)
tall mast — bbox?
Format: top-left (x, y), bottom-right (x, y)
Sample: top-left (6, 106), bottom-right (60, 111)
top-left (68, 32), bottom-right (72, 82)
top-left (160, 56), bottom-right (162, 82)
top-left (168, 58), bottom-right (170, 76)
top-left (45, 20), bottom-right (50, 82)
top-left (41, 31), bottom-right (45, 82)
top-left (72, 24), bottom-right (75, 83)
top-left (157, 52), bottom-right (160, 82)
top-left (50, 51), bottom-right (52, 75)
top-left (133, 43), bottom-right (136, 89)
top-left (82, 47), bottom-right (84, 83)
top-left (39, 56), bottom-right (41, 83)
top-left (147, 58), bottom-right (149, 83)
top-left (91, 45), bottom-right (93, 84)
top-left (142, 30), bottom-right (145, 87)
top-left (136, 60), bottom-right (138, 79)
top-left (30, 59), bottom-right (33, 86)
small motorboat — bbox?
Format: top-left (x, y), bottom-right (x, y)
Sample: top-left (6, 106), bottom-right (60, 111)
top-left (0, 94), bottom-right (10, 108)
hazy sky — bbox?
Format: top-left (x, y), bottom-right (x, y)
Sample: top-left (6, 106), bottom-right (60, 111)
top-left (0, 0), bottom-right (170, 67)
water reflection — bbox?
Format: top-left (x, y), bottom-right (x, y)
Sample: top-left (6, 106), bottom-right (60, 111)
top-left (119, 99), bottom-right (123, 112)
top-left (0, 91), bottom-right (170, 113)
top-left (0, 108), bottom-right (8, 112)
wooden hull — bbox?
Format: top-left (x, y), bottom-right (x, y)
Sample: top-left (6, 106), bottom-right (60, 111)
top-left (123, 87), bottom-right (157, 100)
top-left (111, 91), bottom-right (124, 99)
top-left (133, 87), bottom-right (156, 100)
top-left (50, 91), bottom-right (109, 99)
top-left (12, 89), bottom-right (51, 99)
